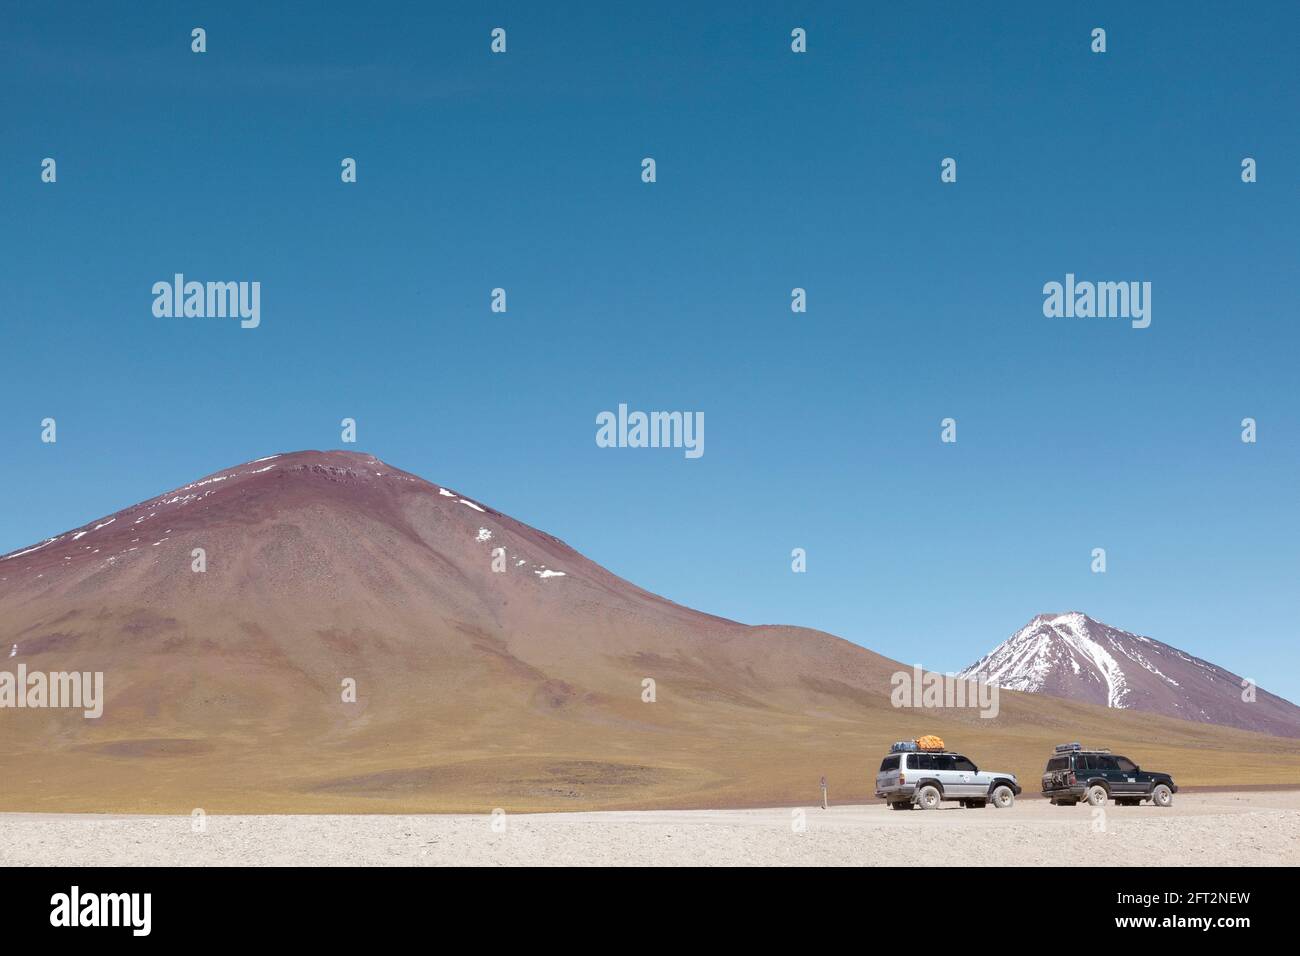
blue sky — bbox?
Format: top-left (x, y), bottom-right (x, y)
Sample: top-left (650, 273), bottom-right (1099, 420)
top-left (3, 2), bottom-right (1298, 699)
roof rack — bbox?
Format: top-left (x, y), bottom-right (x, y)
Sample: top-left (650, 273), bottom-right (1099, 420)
top-left (1054, 742), bottom-right (1110, 753)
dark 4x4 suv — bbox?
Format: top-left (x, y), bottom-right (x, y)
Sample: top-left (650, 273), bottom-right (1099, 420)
top-left (1041, 743), bottom-right (1176, 807)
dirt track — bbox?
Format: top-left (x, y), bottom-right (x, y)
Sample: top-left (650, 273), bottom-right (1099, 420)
top-left (2, 790), bottom-right (1297, 866)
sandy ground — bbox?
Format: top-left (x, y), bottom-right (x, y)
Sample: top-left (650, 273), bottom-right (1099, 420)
top-left (2, 791), bottom-right (1297, 867)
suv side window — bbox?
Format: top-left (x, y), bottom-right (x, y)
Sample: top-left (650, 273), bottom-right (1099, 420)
top-left (1114, 756), bottom-right (1137, 773)
top-left (931, 755), bottom-right (955, 772)
top-left (910, 754), bottom-right (932, 771)
top-left (1075, 754), bottom-right (1094, 771)
top-left (1095, 756), bottom-right (1120, 771)
top-left (951, 756), bottom-right (976, 772)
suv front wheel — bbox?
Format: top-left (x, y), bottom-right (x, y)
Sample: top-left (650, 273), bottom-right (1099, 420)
top-left (915, 785), bottom-right (942, 810)
top-left (1151, 784), bottom-right (1173, 808)
top-left (990, 785), bottom-right (1015, 809)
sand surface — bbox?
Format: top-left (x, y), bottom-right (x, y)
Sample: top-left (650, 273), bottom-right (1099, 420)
top-left (2, 791), bottom-right (1297, 866)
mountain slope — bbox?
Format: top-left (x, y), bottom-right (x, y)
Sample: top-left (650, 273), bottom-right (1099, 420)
top-left (3, 453), bottom-right (1300, 812)
top-left (959, 612), bottom-right (1300, 738)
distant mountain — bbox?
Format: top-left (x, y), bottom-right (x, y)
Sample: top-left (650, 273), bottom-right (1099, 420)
top-left (959, 612), bottom-right (1300, 738)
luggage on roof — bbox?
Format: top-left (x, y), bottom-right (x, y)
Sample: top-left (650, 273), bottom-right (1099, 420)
top-left (915, 735), bottom-right (946, 752)
top-left (889, 740), bottom-right (918, 753)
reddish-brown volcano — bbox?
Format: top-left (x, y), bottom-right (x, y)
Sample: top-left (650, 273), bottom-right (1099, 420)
top-left (3, 451), bottom-right (1299, 812)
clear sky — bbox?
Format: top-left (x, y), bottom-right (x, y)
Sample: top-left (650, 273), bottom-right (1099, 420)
top-left (3, 2), bottom-right (1297, 699)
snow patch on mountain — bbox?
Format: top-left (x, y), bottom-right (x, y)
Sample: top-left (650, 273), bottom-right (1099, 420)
top-left (0, 537), bottom-right (60, 562)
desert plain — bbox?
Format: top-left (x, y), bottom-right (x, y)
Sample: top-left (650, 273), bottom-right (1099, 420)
top-left (3, 790), bottom-right (1297, 867)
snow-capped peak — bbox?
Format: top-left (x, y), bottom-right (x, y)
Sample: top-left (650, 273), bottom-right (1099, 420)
top-left (960, 612), bottom-right (1132, 707)
top-left (955, 612), bottom-right (1300, 739)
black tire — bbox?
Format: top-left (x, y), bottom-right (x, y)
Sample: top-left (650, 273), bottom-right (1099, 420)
top-left (1085, 784), bottom-right (1108, 807)
top-left (990, 785), bottom-right (1015, 809)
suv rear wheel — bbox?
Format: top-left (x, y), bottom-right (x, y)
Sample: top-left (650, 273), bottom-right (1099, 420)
top-left (915, 785), bottom-right (942, 810)
top-left (1085, 784), bottom-right (1108, 807)
top-left (1151, 784), bottom-right (1173, 808)
top-left (990, 785), bottom-right (1014, 809)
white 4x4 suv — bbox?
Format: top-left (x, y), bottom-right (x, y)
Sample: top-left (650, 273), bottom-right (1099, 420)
top-left (875, 750), bottom-right (1021, 810)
